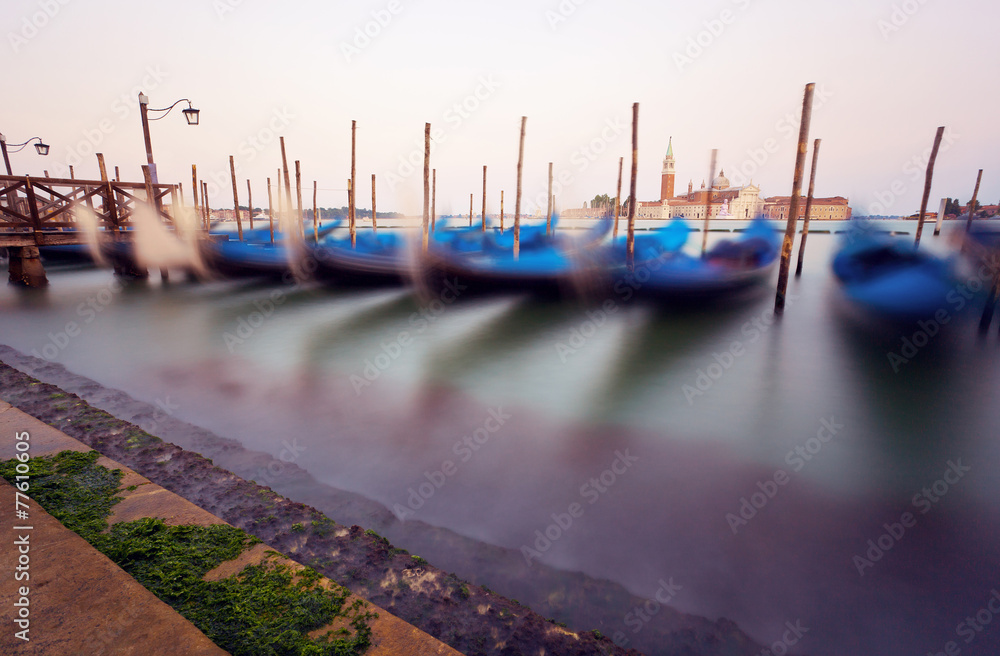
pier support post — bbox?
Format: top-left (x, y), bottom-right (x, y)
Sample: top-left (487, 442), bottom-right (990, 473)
top-left (7, 246), bottom-right (48, 287)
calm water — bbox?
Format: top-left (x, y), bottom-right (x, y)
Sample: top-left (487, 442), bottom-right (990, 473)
top-left (2, 219), bottom-right (999, 655)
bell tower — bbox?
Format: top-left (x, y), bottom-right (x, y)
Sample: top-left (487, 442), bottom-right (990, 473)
top-left (660, 137), bottom-right (675, 201)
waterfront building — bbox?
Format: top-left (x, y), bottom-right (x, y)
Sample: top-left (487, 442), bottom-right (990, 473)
top-left (762, 196), bottom-right (852, 221)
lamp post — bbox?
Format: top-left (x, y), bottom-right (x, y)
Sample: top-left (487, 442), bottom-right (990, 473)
top-left (0, 134), bottom-right (50, 176)
top-left (137, 93), bottom-right (199, 184)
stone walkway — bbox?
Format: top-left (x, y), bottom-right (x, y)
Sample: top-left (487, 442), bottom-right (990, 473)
top-left (0, 400), bottom-right (463, 656)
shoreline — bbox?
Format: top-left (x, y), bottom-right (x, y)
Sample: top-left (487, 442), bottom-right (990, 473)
top-left (0, 346), bottom-right (768, 656)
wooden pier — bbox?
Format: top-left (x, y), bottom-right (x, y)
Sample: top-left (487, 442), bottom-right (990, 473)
top-left (0, 174), bottom-right (181, 286)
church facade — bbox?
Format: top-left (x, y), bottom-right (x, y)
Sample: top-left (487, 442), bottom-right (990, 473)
top-left (637, 139), bottom-right (766, 220)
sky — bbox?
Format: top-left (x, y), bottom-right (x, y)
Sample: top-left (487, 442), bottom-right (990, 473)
top-left (2, 0), bottom-right (998, 217)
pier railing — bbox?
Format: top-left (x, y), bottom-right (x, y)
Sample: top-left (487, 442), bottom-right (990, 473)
top-left (0, 175), bottom-right (180, 247)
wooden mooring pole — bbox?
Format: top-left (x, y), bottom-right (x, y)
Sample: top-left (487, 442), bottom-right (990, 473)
top-left (202, 182), bottom-right (209, 228)
top-left (371, 174), bottom-right (377, 234)
top-left (546, 162), bottom-right (554, 236)
top-left (914, 126), bottom-right (945, 247)
top-left (701, 149), bottom-right (717, 258)
top-left (141, 164), bottom-right (161, 280)
top-left (266, 178), bottom-right (275, 243)
top-left (482, 165), bottom-right (487, 232)
top-left (614, 156), bottom-right (623, 240)
top-left (312, 180), bottom-right (318, 243)
top-left (191, 165), bottom-right (199, 222)
top-left (795, 138), bottom-right (822, 277)
top-left (626, 103), bottom-right (638, 270)
top-left (351, 120), bottom-right (357, 233)
top-left (514, 116), bottom-right (527, 260)
top-left (774, 83), bottom-right (815, 314)
top-left (469, 193), bottom-right (474, 228)
top-left (347, 179), bottom-right (354, 247)
top-left (247, 180), bottom-right (254, 230)
top-left (965, 169), bottom-right (983, 233)
top-left (280, 137), bottom-right (294, 237)
top-left (423, 123), bottom-right (430, 251)
top-left (500, 190), bottom-right (504, 232)
top-left (295, 160), bottom-right (304, 241)
top-left (934, 197), bottom-right (947, 236)
top-left (229, 156), bottom-right (243, 242)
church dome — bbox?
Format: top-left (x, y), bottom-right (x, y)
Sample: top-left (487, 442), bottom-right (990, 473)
top-left (712, 170), bottom-right (730, 189)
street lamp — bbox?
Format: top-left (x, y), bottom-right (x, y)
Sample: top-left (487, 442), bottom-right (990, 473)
top-left (138, 92), bottom-right (200, 183)
top-left (0, 134), bottom-right (50, 176)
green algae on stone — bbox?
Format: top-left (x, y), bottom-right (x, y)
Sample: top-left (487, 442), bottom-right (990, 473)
top-left (1, 451), bottom-right (374, 656)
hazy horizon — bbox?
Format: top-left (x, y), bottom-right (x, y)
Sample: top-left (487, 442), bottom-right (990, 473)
top-left (3, 0), bottom-right (997, 218)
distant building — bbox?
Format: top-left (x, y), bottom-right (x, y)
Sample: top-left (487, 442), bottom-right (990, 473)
top-left (636, 140), bottom-right (764, 220)
top-left (762, 196), bottom-right (852, 221)
top-left (560, 201), bottom-right (609, 219)
top-left (634, 139), bottom-right (851, 220)
top-left (668, 172), bottom-right (764, 221)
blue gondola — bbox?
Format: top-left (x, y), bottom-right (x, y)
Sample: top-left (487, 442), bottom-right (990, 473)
top-left (832, 226), bottom-right (974, 320)
top-left (307, 229), bottom-right (411, 287)
top-left (418, 217), bottom-right (614, 298)
top-left (609, 218), bottom-right (779, 303)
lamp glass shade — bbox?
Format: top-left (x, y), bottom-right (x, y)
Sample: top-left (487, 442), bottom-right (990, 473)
top-left (34, 142), bottom-right (50, 156)
top-left (183, 108), bottom-right (200, 126)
